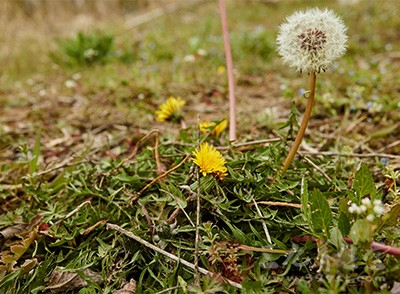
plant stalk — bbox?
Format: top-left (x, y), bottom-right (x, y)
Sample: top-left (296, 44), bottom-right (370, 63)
top-left (281, 71), bottom-right (317, 176)
top-left (219, 0), bottom-right (236, 142)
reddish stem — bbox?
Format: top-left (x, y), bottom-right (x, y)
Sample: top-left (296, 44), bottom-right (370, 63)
top-left (219, 0), bottom-right (236, 142)
top-left (292, 235), bottom-right (400, 256)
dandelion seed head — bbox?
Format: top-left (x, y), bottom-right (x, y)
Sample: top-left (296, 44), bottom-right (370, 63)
top-left (277, 8), bottom-right (347, 74)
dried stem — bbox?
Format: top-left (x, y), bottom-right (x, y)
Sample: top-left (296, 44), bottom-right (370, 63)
top-left (137, 154), bottom-right (190, 196)
top-left (281, 71), bottom-right (317, 176)
top-left (249, 201), bottom-right (302, 209)
top-left (219, 0), bottom-right (236, 142)
top-left (194, 117), bottom-right (201, 285)
top-left (113, 129), bottom-right (159, 171)
top-left (106, 223), bottom-right (242, 289)
top-left (252, 198), bottom-right (272, 244)
top-left (293, 235), bottom-right (400, 257)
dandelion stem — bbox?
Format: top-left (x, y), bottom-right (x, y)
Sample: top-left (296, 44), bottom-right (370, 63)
top-left (281, 71), bottom-right (317, 176)
top-left (219, 0), bottom-right (236, 142)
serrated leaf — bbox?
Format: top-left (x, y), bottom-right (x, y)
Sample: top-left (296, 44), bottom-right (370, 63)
top-left (329, 227), bottom-right (344, 250)
top-left (381, 204), bottom-right (400, 227)
top-left (338, 212), bottom-right (351, 237)
top-left (309, 189), bottom-right (332, 237)
top-left (349, 219), bottom-right (374, 245)
top-left (352, 163), bottom-right (377, 204)
top-left (338, 198), bottom-right (351, 236)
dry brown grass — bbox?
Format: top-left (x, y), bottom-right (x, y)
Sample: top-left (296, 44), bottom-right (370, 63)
top-left (0, 0), bottom-right (180, 76)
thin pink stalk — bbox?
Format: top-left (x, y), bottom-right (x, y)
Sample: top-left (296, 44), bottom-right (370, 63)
top-left (219, 0), bottom-right (236, 142)
top-left (292, 235), bottom-right (400, 257)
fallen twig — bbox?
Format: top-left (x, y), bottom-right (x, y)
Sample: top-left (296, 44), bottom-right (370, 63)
top-left (36, 159), bottom-right (89, 177)
top-left (302, 150), bottom-right (400, 160)
top-left (124, 0), bottom-right (207, 30)
top-left (237, 245), bottom-right (289, 254)
top-left (137, 154), bottom-right (190, 196)
top-left (113, 129), bottom-right (160, 171)
top-left (160, 189), bottom-right (195, 227)
top-left (154, 131), bottom-right (164, 176)
top-left (252, 198), bottom-right (272, 244)
top-left (218, 138), bottom-right (282, 150)
top-left (249, 201), bottom-right (301, 209)
top-left (82, 219), bottom-right (108, 235)
top-left (300, 153), bottom-right (332, 183)
top-left (106, 223), bottom-right (242, 289)
top-left (54, 200), bottom-right (91, 225)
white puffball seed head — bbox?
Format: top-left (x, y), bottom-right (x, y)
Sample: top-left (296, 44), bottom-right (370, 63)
top-left (277, 8), bottom-right (348, 74)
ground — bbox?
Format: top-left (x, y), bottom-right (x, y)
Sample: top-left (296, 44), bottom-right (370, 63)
top-left (1, 0), bottom-right (400, 293)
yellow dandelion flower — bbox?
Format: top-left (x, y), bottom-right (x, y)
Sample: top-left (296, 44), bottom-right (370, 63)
top-left (155, 96), bottom-right (186, 122)
top-left (192, 142), bottom-right (228, 180)
top-left (199, 119), bottom-right (228, 137)
top-left (217, 65), bottom-right (226, 75)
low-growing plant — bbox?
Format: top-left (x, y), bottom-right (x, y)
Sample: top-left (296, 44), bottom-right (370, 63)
top-left (53, 31), bottom-right (115, 66)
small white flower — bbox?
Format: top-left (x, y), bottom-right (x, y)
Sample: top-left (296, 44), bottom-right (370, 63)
top-left (277, 8), bottom-right (347, 73)
top-left (84, 48), bottom-right (98, 59)
top-left (373, 205), bottom-right (385, 216)
top-left (373, 199), bottom-right (382, 206)
top-left (183, 54), bottom-right (195, 62)
top-left (349, 203), bottom-right (361, 214)
top-left (197, 48), bottom-right (207, 56)
top-left (65, 80), bottom-right (77, 89)
top-left (361, 198), bottom-right (371, 207)
top-left (366, 214), bottom-right (375, 222)
top-left (360, 205), bottom-right (367, 212)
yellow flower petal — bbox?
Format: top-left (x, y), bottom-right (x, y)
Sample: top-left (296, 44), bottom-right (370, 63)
top-left (155, 96), bottom-right (186, 122)
top-left (192, 142), bottom-right (227, 180)
top-left (199, 119), bottom-right (228, 138)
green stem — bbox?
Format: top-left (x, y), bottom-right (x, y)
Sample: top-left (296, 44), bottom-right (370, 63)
top-left (281, 71), bottom-right (317, 176)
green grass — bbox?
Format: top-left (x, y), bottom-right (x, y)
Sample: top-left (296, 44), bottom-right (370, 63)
top-left (1, 0), bottom-right (400, 293)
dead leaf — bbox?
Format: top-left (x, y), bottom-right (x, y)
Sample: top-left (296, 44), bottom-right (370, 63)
top-left (0, 223), bottom-right (29, 241)
top-left (45, 267), bottom-right (102, 293)
top-left (113, 279), bottom-right (136, 294)
top-left (21, 258), bottom-right (38, 273)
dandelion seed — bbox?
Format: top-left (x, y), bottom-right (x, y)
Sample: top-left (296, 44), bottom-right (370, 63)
top-left (192, 142), bottom-right (227, 180)
top-left (277, 8), bottom-right (347, 74)
top-left (155, 96), bottom-right (186, 122)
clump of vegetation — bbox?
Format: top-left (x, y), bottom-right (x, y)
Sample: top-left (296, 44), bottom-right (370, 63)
top-left (53, 31), bottom-right (116, 66)
top-left (1, 1), bottom-right (400, 293)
